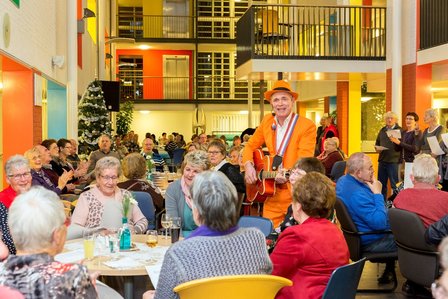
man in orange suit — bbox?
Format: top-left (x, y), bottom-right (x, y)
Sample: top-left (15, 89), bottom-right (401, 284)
top-left (243, 80), bottom-right (316, 227)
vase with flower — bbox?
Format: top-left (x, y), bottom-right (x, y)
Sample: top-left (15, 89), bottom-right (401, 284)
top-left (119, 193), bottom-right (137, 250)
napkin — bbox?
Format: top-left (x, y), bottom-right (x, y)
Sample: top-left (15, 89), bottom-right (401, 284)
top-left (103, 257), bottom-right (142, 269)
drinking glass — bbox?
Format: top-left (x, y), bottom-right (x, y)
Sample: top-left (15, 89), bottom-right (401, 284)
top-left (146, 230), bottom-right (158, 248)
top-left (160, 214), bottom-right (172, 239)
top-left (82, 230), bottom-right (96, 260)
top-left (170, 217), bottom-right (181, 243)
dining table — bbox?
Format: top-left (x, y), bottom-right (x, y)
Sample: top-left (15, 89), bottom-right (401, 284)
top-left (55, 234), bottom-right (172, 299)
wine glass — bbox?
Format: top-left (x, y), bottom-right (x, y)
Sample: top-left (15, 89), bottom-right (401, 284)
top-left (161, 214), bottom-right (172, 239)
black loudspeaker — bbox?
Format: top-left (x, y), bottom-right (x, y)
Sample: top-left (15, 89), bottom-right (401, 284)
top-left (100, 80), bottom-right (120, 112)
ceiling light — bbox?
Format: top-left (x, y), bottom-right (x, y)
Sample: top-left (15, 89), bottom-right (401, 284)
top-left (138, 45), bottom-right (151, 50)
top-left (140, 110), bottom-right (150, 114)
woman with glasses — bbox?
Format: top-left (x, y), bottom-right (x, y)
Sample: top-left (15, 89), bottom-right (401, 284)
top-left (165, 150), bottom-right (211, 237)
top-left (0, 155), bottom-right (32, 209)
top-left (316, 137), bottom-right (344, 178)
top-left (207, 139), bottom-right (245, 194)
top-left (70, 156), bottom-right (147, 238)
top-left (25, 147), bottom-right (72, 195)
top-left (51, 139), bottom-right (88, 184)
top-left (266, 157), bottom-right (326, 252)
top-left (0, 186), bottom-right (98, 298)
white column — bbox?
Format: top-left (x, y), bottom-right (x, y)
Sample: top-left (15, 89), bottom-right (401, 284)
top-left (66, 0), bottom-right (78, 139)
top-left (390, 0), bottom-right (402, 118)
top-left (248, 79), bottom-right (253, 128)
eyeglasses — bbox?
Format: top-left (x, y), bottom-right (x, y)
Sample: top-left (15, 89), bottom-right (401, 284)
top-left (432, 280), bottom-right (448, 299)
top-left (100, 175), bottom-right (119, 181)
top-left (208, 151), bottom-right (221, 155)
top-left (8, 172), bottom-right (31, 180)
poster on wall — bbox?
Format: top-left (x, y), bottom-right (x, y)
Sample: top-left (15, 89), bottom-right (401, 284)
top-left (9, 0), bottom-right (19, 8)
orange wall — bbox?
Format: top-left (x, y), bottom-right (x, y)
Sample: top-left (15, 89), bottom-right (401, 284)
top-left (116, 49), bottom-right (194, 99)
top-left (2, 57), bottom-right (34, 160)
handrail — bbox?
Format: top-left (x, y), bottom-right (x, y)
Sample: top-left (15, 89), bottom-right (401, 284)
top-left (237, 4), bottom-right (386, 65)
top-left (117, 14), bottom-right (238, 40)
top-left (117, 75), bottom-right (262, 101)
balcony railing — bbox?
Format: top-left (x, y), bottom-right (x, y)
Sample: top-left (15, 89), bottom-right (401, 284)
top-left (118, 76), bottom-right (262, 101)
top-left (237, 4), bottom-right (386, 66)
top-left (419, 0), bottom-right (448, 50)
top-left (117, 14), bottom-right (238, 40)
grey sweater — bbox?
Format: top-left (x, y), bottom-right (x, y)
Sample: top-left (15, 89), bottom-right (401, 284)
top-left (154, 227), bottom-right (273, 299)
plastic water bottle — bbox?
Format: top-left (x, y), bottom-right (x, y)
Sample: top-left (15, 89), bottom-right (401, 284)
top-left (119, 218), bottom-right (131, 250)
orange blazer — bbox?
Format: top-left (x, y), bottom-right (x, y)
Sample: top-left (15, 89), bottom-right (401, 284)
top-left (242, 114), bottom-right (316, 169)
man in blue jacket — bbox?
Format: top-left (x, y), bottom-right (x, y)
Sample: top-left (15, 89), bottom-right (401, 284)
top-left (336, 152), bottom-right (396, 284)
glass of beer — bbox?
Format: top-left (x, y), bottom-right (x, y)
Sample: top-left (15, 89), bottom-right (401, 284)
top-left (146, 230), bottom-right (158, 248)
top-left (171, 217), bottom-right (181, 244)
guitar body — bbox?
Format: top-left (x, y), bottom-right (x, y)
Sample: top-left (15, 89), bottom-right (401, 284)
top-left (246, 149), bottom-right (276, 203)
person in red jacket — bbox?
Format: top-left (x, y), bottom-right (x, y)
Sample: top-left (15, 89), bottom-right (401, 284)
top-left (271, 172), bottom-right (349, 299)
top-left (0, 155), bottom-right (32, 209)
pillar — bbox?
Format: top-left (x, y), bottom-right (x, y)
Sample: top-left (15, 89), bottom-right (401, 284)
top-left (348, 74), bottom-right (362, 155)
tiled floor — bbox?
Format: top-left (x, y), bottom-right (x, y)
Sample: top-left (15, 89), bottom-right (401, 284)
top-left (356, 262), bottom-right (408, 299)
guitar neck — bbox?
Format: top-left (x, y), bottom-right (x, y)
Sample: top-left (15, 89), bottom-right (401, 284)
top-left (261, 171), bottom-right (278, 179)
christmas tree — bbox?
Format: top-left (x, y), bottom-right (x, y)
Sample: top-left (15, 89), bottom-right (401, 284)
top-left (78, 80), bottom-right (112, 155)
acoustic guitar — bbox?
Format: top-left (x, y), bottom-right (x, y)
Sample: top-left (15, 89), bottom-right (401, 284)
top-left (245, 149), bottom-right (290, 204)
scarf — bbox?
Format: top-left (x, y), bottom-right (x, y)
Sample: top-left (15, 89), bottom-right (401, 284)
top-left (181, 176), bottom-right (193, 209)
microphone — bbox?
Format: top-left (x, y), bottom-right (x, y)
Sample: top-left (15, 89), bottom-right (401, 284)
top-left (271, 123), bottom-right (277, 131)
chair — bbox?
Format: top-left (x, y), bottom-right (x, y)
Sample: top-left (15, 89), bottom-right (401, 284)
top-left (388, 208), bottom-right (440, 288)
top-left (131, 191), bottom-right (156, 230)
top-left (334, 198), bottom-right (398, 292)
top-left (173, 274), bottom-right (292, 299)
top-left (238, 215), bottom-right (273, 237)
top-left (321, 258), bottom-right (366, 299)
top-left (330, 160), bottom-right (346, 182)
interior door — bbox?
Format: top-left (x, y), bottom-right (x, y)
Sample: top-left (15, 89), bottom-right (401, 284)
top-left (163, 55), bottom-right (189, 99)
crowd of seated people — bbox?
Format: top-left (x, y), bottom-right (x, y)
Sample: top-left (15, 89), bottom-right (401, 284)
top-left (8, 119), bottom-right (448, 299)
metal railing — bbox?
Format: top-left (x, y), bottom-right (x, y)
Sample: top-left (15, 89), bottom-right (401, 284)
top-left (237, 4), bottom-right (386, 66)
top-left (117, 14), bottom-right (238, 40)
top-left (117, 76), bottom-right (261, 101)
top-left (419, 0), bottom-right (448, 50)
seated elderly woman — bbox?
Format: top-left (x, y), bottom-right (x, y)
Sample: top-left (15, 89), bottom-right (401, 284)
top-left (69, 156), bottom-right (148, 238)
top-left (165, 150), bottom-right (211, 237)
top-left (266, 157), bottom-right (326, 252)
top-left (0, 186), bottom-right (97, 297)
top-left (117, 153), bottom-right (165, 218)
top-left (316, 137), bottom-right (344, 177)
top-left (24, 147), bottom-right (72, 195)
top-left (270, 172), bottom-right (349, 299)
top-left (207, 139), bottom-right (245, 194)
top-left (144, 171), bottom-right (272, 299)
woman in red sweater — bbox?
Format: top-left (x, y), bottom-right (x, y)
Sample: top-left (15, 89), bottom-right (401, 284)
top-left (270, 172), bottom-right (349, 299)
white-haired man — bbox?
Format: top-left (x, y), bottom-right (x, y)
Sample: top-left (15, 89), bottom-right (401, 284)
top-left (336, 152), bottom-right (396, 284)
top-left (394, 154), bottom-right (448, 227)
top-left (375, 111), bottom-right (403, 200)
top-left (87, 135), bottom-right (120, 174)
